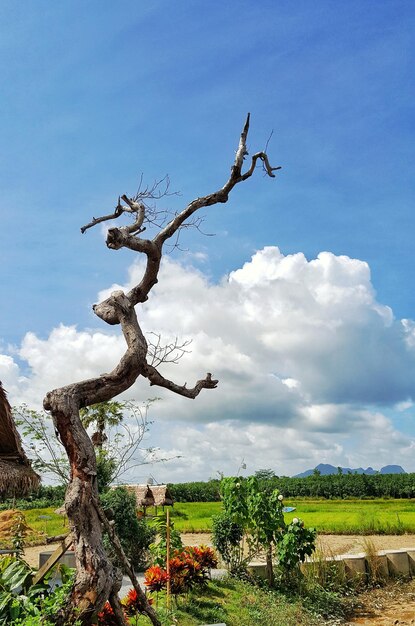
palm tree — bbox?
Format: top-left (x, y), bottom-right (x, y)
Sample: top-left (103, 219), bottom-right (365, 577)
top-left (80, 401), bottom-right (124, 451)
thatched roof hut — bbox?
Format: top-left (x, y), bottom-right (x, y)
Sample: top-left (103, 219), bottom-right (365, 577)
top-left (0, 382), bottom-right (40, 497)
top-left (125, 484), bottom-right (155, 508)
top-left (151, 485), bottom-right (174, 507)
top-left (119, 484), bottom-right (174, 509)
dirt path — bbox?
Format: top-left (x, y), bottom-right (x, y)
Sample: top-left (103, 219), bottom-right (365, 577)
top-left (23, 533), bottom-right (415, 568)
top-left (317, 533), bottom-right (415, 556)
top-left (181, 532), bottom-right (415, 556)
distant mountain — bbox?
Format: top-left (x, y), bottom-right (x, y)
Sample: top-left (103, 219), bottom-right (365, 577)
top-left (294, 463), bottom-right (406, 478)
top-left (380, 465), bottom-right (406, 474)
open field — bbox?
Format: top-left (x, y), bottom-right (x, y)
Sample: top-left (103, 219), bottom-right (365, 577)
top-left (9, 498), bottom-right (415, 546)
top-left (169, 499), bottom-right (415, 534)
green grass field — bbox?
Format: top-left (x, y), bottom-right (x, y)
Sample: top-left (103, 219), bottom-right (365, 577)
top-left (23, 507), bottom-right (69, 543)
top-left (14, 498), bottom-right (415, 543)
top-left (136, 578), bottom-right (324, 626)
top-left (169, 499), bottom-right (415, 534)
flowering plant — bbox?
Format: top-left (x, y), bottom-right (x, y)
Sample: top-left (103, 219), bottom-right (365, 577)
top-left (96, 602), bottom-right (129, 625)
top-left (144, 565), bottom-right (169, 592)
top-left (187, 545), bottom-right (218, 570)
top-left (123, 588), bottom-right (154, 617)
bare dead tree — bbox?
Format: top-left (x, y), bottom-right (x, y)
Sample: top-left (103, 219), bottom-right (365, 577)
top-left (43, 114), bottom-right (280, 625)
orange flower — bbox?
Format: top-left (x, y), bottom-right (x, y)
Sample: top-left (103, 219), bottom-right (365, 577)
top-left (144, 565), bottom-right (168, 592)
top-left (123, 588), bottom-right (154, 616)
top-left (96, 602), bottom-right (129, 625)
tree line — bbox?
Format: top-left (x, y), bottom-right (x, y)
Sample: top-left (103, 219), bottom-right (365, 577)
top-left (168, 470), bottom-right (415, 501)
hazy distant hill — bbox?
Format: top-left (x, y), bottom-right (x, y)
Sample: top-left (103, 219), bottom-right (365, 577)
top-left (294, 463), bottom-right (406, 478)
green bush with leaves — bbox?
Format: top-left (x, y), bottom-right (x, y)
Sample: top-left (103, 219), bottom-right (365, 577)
top-left (0, 485), bottom-right (66, 512)
top-left (216, 476), bottom-right (316, 586)
top-left (0, 555), bottom-right (77, 626)
top-left (149, 513), bottom-right (183, 566)
top-left (211, 511), bottom-right (245, 574)
top-left (278, 519), bottom-right (316, 570)
top-left (100, 486), bottom-right (156, 571)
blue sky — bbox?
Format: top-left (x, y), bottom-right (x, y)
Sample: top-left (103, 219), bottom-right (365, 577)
top-left (1, 2), bottom-right (415, 481)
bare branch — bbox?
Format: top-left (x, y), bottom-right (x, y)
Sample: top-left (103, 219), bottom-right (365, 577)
top-left (147, 332), bottom-right (192, 367)
top-left (240, 151), bottom-right (282, 181)
top-left (80, 198), bottom-right (134, 234)
top-left (94, 498), bottom-right (161, 626)
top-left (143, 364), bottom-right (218, 398)
top-left (264, 129), bottom-right (274, 154)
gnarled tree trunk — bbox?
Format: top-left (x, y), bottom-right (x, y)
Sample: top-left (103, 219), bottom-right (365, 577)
top-left (43, 114), bottom-right (280, 624)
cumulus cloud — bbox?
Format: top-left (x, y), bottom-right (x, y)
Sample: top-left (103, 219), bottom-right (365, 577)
top-left (2, 246), bottom-right (415, 476)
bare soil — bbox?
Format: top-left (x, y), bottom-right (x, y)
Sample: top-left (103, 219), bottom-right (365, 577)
top-left (345, 579), bottom-right (415, 625)
top-left (181, 532), bottom-right (415, 556)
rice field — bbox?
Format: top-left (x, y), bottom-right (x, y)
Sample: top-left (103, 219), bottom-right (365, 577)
top-left (169, 499), bottom-right (415, 534)
top-left (15, 498), bottom-right (415, 541)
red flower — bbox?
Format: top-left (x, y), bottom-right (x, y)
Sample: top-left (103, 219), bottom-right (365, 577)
top-left (144, 565), bottom-right (168, 592)
top-left (187, 545), bottom-right (218, 569)
top-left (96, 602), bottom-right (128, 626)
top-left (123, 588), bottom-right (154, 616)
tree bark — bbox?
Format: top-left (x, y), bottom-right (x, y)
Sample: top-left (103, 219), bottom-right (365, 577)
top-left (43, 114), bottom-right (280, 624)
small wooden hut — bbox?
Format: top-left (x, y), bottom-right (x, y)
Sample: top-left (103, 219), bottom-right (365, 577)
top-left (0, 382), bottom-right (40, 498)
top-left (151, 485), bottom-right (174, 508)
top-left (125, 484), bottom-right (155, 514)
top-left (120, 484), bottom-right (174, 516)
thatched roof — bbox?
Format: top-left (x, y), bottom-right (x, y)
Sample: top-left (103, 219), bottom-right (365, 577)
top-left (120, 484), bottom-right (174, 508)
top-left (0, 382), bottom-right (40, 497)
top-left (125, 484), bottom-right (155, 507)
top-left (151, 485), bottom-right (174, 507)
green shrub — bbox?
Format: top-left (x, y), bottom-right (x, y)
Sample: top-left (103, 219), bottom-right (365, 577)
top-left (101, 487), bottom-right (155, 570)
top-left (149, 513), bottom-right (183, 566)
top-left (0, 485), bottom-right (65, 511)
top-left (0, 555), bottom-right (77, 626)
top-left (211, 511), bottom-right (245, 574)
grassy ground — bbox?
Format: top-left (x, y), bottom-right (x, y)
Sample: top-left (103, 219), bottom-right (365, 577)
top-left (169, 499), bottom-right (415, 534)
top-left (11, 498), bottom-right (415, 544)
top-left (168, 501), bottom-right (222, 532)
top-left (129, 578), bottom-right (328, 626)
top-left (281, 498), bottom-right (415, 534)
top-left (22, 508), bottom-right (68, 544)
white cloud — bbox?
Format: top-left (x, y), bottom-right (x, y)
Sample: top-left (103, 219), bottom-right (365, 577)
top-left (2, 246), bottom-right (415, 476)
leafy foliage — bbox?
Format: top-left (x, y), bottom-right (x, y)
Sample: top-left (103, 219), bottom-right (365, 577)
top-left (123, 587), bottom-right (154, 617)
top-left (211, 511), bottom-right (245, 573)
top-left (149, 513), bottom-right (183, 566)
top-left (188, 545), bottom-right (218, 570)
top-left (169, 471), bottom-right (415, 501)
top-left (101, 487), bottom-right (156, 570)
top-left (14, 405), bottom-right (70, 484)
top-left (95, 602), bottom-right (123, 626)
top-left (0, 485), bottom-right (66, 512)
top-left (168, 479), bottom-right (221, 502)
top-left (144, 565), bottom-right (169, 593)
top-left (145, 546), bottom-right (219, 598)
top-left (0, 555), bottom-right (76, 626)
top-left (216, 476), bottom-right (316, 586)
top-left (278, 520), bottom-right (316, 570)
top-left (14, 400), bottom-right (162, 490)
